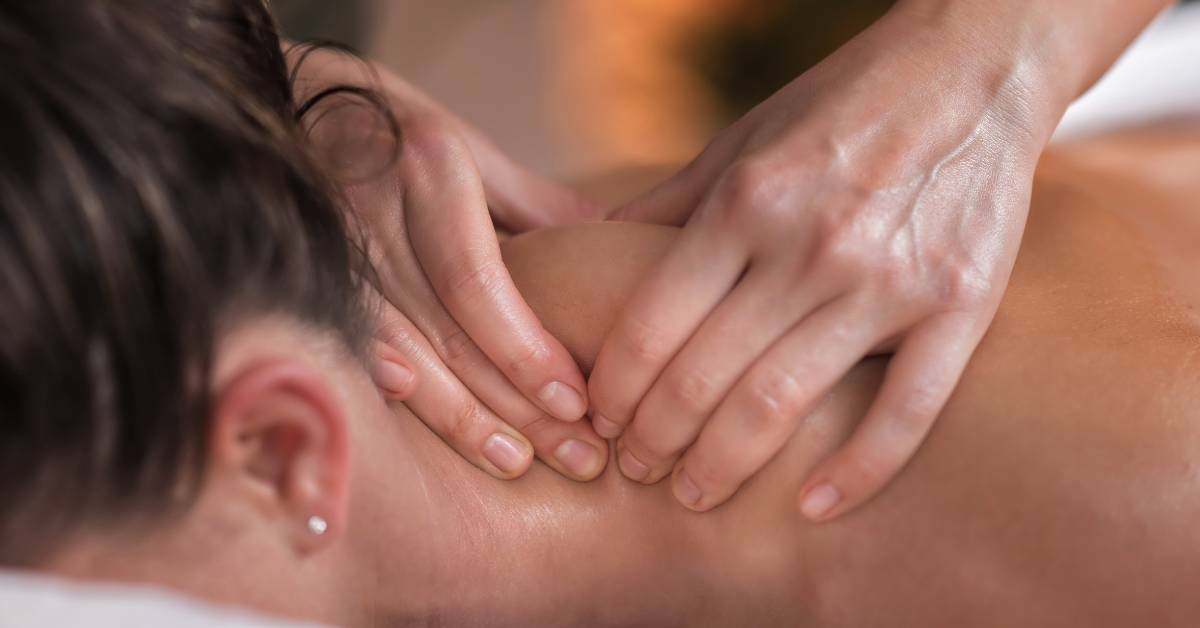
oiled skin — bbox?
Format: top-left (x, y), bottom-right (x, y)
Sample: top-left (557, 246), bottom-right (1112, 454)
top-left (346, 130), bottom-right (1200, 627)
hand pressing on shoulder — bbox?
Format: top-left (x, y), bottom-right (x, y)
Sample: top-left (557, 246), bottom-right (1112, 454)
top-left (289, 43), bottom-right (609, 482)
top-left (588, 0), bottom-right (1170, 519)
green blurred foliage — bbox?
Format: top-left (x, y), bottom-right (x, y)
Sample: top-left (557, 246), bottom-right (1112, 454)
top-left (681, 0), bottom-right (896, 123)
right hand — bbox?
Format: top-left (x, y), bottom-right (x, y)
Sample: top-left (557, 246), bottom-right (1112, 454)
top-left (292, 44), bottom-right (609, 481)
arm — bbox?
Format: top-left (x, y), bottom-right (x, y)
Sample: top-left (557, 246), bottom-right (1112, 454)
top-left (497, 158), bottom-right (1200, 624)
top-left (893, 0), bottom-right (1176, 135)
top-left (587, 0), bottom-right (1174, 521)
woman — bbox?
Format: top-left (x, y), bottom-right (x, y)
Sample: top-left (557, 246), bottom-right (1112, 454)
top-left (2, 1), bottom-right (1198, 626)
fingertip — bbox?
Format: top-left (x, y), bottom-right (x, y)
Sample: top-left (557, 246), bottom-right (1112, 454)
top-left (537, 380), bottom-right (587, 422)
top-left (614, 429), bottom-right (674, 484)
top-left (371, 355), bottom-right (417, 400)
top-left (482, 432), bottom-right (533, 479)
top-left (672, 467), bottom-right (705, 510)
top-left (616, 442), bottom-right (651, 482)
top-left (591, 413), bottom-right (623, 439)
top-left (552, 438), bottom-right (606, 481)
top-left (798, 482), bottom-right (843, 522)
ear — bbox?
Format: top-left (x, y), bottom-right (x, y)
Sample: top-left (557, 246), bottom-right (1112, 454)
top-left (209, 358), bottom-right (350, 554)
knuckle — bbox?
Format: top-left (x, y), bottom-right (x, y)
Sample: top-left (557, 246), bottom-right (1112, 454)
top-left (713, 158), bottom-right (780, 223)
top-left (912, 247), bottom-right (990, 310)
top-left (514, 411), bottom-right (558, 441)
top-left (872, 253), bottom-right (909, 291)
top-left (842, 451), bottom-right (892, 491)
top-left (682, 450), bottom-right (734, 493)
top-left (440, 254), bottom-right (508, 304)
top-left (745, 367), bottom-right (807, 430)
top-left (586, 379), bottom-right (632, 427)
top-left (444, 396), bottom-right (485, 448)
top-left (400, 116), bottom-right (461, 159)
top-left (374, 316), bottom-right (415, 350)
top-left (502, 341), bottom-right (551, 378)
top-left (665, 369), bottom-right (720, 416)
top-left (839, 432), bottom-right (911, 490)
top-left (627, 421), bottom-right (679, 463)
top-left (619, 316), bottom-right (675, 364)
top-left (940, 264), bottom-right (989, 309)
top-left (892, 385), bottom-right (945, 437)
top-left (434, 325), bottom-right (480, 367)
top-left (812, 220), bottom-right (872, 278)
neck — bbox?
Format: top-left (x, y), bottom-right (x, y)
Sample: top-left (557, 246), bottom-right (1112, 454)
top-left (379, 410), bottom-right (819, 626)
top-left (37, 502), bottom-right (352, 626)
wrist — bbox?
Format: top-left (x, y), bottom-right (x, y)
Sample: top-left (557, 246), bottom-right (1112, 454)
top-left (878, 0), bottom-right (1080, 146)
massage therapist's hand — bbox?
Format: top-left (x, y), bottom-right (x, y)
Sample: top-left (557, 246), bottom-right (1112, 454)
top-left (290, 44), bottom-right (609, 482)
top-left (588, 0), bottom-right (1172, 519)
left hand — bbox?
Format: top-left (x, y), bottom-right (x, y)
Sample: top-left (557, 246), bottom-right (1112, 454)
top-left (587, 4), bottom-right (1057, 519)
top-left (290, 43), bottom-right (609, 481)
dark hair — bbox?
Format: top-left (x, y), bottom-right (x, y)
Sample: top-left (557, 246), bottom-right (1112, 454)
top-left (0, 0), bottom-right (368, 565)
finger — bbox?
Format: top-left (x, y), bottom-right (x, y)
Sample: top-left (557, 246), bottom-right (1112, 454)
top-left (669, 295), bottom-right (885, 512)
top-left (473, 146), bottom-right (603, 230)
top-left (439, 108), bottom-right (603, 229)
top-left (796, 312), bottom-right (983, 522)
top-left (506, 410), bottom-right (610, 482)
top-left (615, 266), bottom-right (842, 484)
top-left (371, 297), bottom-right (534, 479)
top-left (347, 141), bottom-right (608, 479)
top-left (587, 213), bottom-right (749, 440)
top-left (351, 182), bottom-right (549, 430)
top-left (369, 340), bottom-right (418, 400)
top-left (401, 124), bottom-right (590, 423)
top-left (371, 287), bottom-right (608, 480)
top-left (387, 291), bottom-right (610, 479)
top-left (610, 130), bottom-right (747, 225)
top-left (487, 169), bottom-right (603, 232)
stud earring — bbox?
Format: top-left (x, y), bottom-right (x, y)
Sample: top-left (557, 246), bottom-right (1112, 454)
top-left (307, 515), bottom-right (328, 536)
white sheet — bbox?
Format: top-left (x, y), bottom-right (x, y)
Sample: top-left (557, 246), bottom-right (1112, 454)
top-left (1055, 2), bottom-right (1200, 139)
top-left (0, 571), bottom-right (323, 628)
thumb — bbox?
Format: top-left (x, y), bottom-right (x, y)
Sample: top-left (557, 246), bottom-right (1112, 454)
top-left (607, 159), bottom-right (709, 226)
top-left (609, 132), bottom-right (743, 225)
top-left (485, 160), bottom-right (603, 231)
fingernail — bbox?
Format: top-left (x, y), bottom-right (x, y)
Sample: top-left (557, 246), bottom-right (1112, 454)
top-left (372, 359), bottom-right (414, 397)
top-left (483, 433), bottom-right (530, 475)
top-left (554, 439), bottom-right (602, 479)
top-left (800, 483), bottom-right (841, 521)
top-left (593, 414), bottom-right (622, 439)
top-left (617, 446), bottom-right (650, 482)
top-left (538, 381), bottom-right (586, 421)
top-left (673, 469), bottom-right (703, 507)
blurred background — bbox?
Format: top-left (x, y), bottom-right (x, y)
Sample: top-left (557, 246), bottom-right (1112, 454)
top-left (274, 0), bottom-right (1194, 179)
top-left (274, 0), bottom-right (894, 178)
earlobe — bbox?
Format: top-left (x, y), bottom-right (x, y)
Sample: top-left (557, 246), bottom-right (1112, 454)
top-left (210, 359), bottom-right (350, 554)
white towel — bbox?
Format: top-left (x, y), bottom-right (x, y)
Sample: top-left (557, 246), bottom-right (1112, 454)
top-left (0, 570), bottom-right (323, 628)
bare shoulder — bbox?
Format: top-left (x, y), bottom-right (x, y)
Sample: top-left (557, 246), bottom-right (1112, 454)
top-left (501, 221), bottom-right (677, 372)
top-left (819, 138), bottom-right (1200, 625)
top-left (498, 151), bottom-right (1200, 624)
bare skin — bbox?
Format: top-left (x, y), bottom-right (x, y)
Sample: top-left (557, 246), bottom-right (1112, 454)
top-left (590, 0), bottom-right (1179, 521)
top-left (41, 130), bottom-right (1200, 626)
top-left (300, 2), bottom-right (1179, 518)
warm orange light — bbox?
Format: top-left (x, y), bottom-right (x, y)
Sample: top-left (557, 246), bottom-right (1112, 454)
top-left (553, 0), bottom-right (740, 172)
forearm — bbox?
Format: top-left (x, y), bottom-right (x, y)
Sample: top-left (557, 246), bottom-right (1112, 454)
top-left (884, 0), bottom-right (1174, 137)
